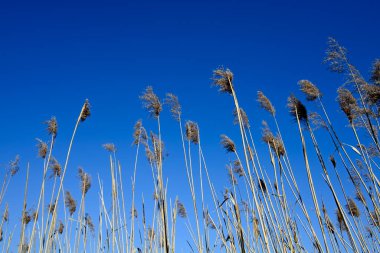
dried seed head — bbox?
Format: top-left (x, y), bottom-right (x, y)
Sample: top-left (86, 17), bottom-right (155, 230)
top-left (133, 120), bottom-right (147, 145)
top-left (355, 188), bottom-right (366, 205)
top-left (78, 168), bottom-right (91, 195)
top-left (322, 203), bottom-right (335, 234)
top-left (176, 200), bottom-right (187, 218)
top-left (336, 209), bottom-right (347, 231)
top-left (371, 59), bottom-right (380, 85)
top-left (58, 221), bottom-right (64, 234)
top-left (36, 139), bottom-right (48, 159)
top-left (145, 146), bottom-right (155, 165)
top-left (258, 178), bottom-right (267, 194)
top-left (10, 155), bottom-right (20, 176)
top-left (204, 210), bottom-right (216, 229)
top-left (257, 91), bottom-right (275, 115)
top-left (212, 67), bottom-right (233, 94)
top-left (233, 160), bottom-right (244, 177)
top-left (85, 213), bottom-right (95, 233)
top-left (65, 191), bottom-right (77, 216)
top-left (150, 132), bottom-right (164, 164)
top-left (287, 95), bottom-right (308, 123)
top-left (324, 37), bottom-right (346, 73)
top-left (362, 84), bottom-right (380, 106)
top-left (49, 157), bottom-right (61, 177)
top-left (309, 112), bottom-right (327, 130)
top-left (233, 108), bottom-right (250, 128)
top-left (220, 134), bottom-right (236, 153)
top-left (103, 143), bottom-right (116, 152)
top-left (140, 86), bottom-right (162, 118)
top-left (185, 121), bottom-right (199, 144)
top-left (299, 80), bottom-right (322, 101)
top-left (346, 198), bottom-right (360, 217)
top-left (165, 93), bottom-right (181, 121)
top-left (45, 117), bottom-right (58, 137)
top-left (261, 121), bottom-right (285, 157)
top-left (337, 88), bottom-right (358, 123)
top-left (80, 99), bottom-right (91, 122)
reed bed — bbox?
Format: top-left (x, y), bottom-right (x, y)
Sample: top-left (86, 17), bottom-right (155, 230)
top-left (0, 38), bottom-right (379, 252)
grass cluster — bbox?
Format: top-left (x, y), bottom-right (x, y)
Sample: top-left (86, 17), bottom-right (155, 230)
top-left (0, 38), bottom-right (379, 252)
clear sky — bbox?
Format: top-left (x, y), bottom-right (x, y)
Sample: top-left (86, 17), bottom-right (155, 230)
top-left (0, 0), bottom-right (379, 251)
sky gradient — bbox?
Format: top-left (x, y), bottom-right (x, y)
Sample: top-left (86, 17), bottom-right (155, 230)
top-left (0, 0), bottom-right (379, 251)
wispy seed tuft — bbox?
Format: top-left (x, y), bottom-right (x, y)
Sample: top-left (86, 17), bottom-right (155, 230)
top-left (257, 91), bottom-right (275, 115)
top-left (140, 86), bottom-right (162, 118)
top-left (299, 80), bottom-right (322, 101)
top-left (212, 67), bottom-right (233, 94)
top-left (220, 135), bottom-right (236, 153)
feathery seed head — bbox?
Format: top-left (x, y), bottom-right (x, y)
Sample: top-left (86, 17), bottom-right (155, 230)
top-left (45, 117), bottom-right (58, 137)
top-left (176, 200), bottom-right (187, 218)
top-left (362, 84), bottom-right (380, 106)
top-left (371, 59), bottom-right (380, 85)
top-left (133, 120), bottom-right (147, 145)
top-left (257, 91), bottom-right (275, 115)
top-left (65, 191), bottom-right (77, 216)
top-left (185, 121), bottom-right (199, 144)
top-left (287, 95), bottom-right (308, 123)
top-left (346, 198), bottom-right (360, 217)
top-left (299, 80), bottom-right (322, 101)
top-left (10, 155), bottom-right (20, 176)
top-left (336, 208), bottom-right (347, 231)
top-left (212, 67), bottom-right (233, 94)
top-left (233, 108), bottom-right (250, 128)
top-left (49, 157), bottom-right (61, 177)
top-left (324, 37), bottom-right (346, 73)
top-left (85, 213), bottom-right (95, 233)
top-left (103, 143), bottom-right (116, 152)
top-left (36, 139), bottom-right (48, 159)
top-left (337, 88), bottom-right (358, 123)
top-left (78, 168), bottom-right (91, 195)
top-left (220, 134), bottom-right (236, 153)
top-left (80, 99), bottom-right (91, 122)
top-left (165, 93), bottom-right (181, 121)
top-left (140, 86), bottom-right (162, 118)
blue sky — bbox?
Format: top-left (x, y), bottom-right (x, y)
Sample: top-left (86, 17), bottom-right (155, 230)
top-left (0, 0), bottom-right (379, 251)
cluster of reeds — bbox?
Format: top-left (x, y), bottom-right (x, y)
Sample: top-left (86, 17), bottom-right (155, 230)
top-left (0, 38), bottom-right (379, 252)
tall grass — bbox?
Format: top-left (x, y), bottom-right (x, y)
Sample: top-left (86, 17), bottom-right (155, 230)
top-left (0, 38), bottom-right (379, 252)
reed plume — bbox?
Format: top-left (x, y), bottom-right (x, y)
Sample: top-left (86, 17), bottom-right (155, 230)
top-left (298, 80), bottom-right (322, 101)
top-left (257, 91), bottom-right (275, 115)
top-left (78, 168), bottom-right (91, 195)
top-left (185, 121), bottom-right (199, 144)
top-left (45, 116), bottom-right (58, 138)
top-left (140, 86), bottom-right (162, 118)
top-left (64, 191), bottom-right (77, 216)
top-left (212, 67), bottom-right (233, 94)
top-left (233, 108), bottom-right (250, 128)
top-left (165, 93), bottom-right (181, 121)
top-left (80, 99), bottom-right (91, 122)
top-left (220, 134), bottom-right (236, 153)
top-left (337, 88), bottom-right (358, 123)
top-left (36, 139), bottom-right (47, 159)
top-left (371, 59), bottom-right (380, 85)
